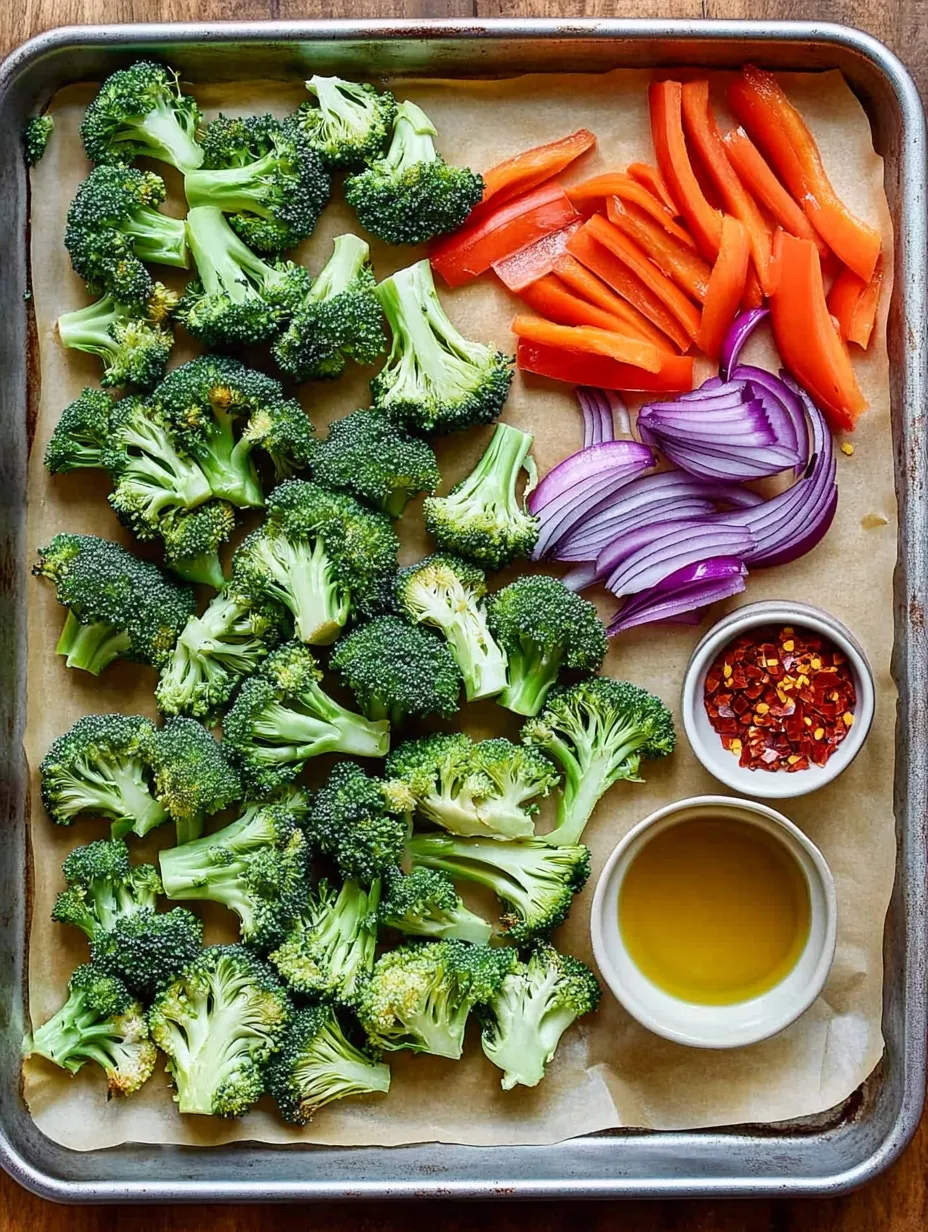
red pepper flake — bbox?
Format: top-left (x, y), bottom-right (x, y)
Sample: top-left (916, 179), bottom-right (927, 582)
top-left (703, 624), bottom-right (856, 774)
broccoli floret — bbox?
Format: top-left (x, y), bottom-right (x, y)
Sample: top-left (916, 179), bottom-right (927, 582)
top-left (156, 590), bottom-right (286, 719)
top-left (146, 715), bottom-right (243, 845)
top-left (149, 945), bottom-right (291, 1117)
top-left (272, 234), bottom-right (385, 382)
top-left (304, 762), bottom-right (407, 884)
top-left (266, 1003), bottom-right (391, 1125)
top-left (159, 801), bottom-right (307, 950)
top-left (330, 616), bottom-right (462, 726)
top-left (395, 553), bottom-right (506, 702)
top-left (230, 480), bottom-right (398, 646)
top-left (294, 75), bottom-right (396, 170)
top-left (184, 113), bottom-right (329, 254)
top-left (380, 867), bottom-right (492, 946)
top-left (310, 407), bottom-right (439, 517)
top-left (479, 942), bottom-right (601, 1090)
top-left (51, 839), bottom-right (161, 939)
top-left (223, 643), bottom-right (389, 797)
top-left (159, 500), bottom-right (238, 589)
top-left (24, 114), bottom-right (54, 166)
top-left (178, 205), bottom-right (311, 348)
top-left (154, 355), bottom-right (314, 508)
top-left (270, 878), bottom-right (380, 1005)
top-left (33, 534), bottom-right (196, 674)
top-left (358, 939), bottom-right (514, 1059)
top-left (424, 423), bottom-right (539, 568)
top-left (91, 907), bottom-right (204, 999)
top-left (523, 678), bottom-right (676, 847)
top-left (80, 60), bottom-right (203, 173)
top-left (23, 964), bottom-right (157, 1096)
top-left (44, 387), bottom-right (116, 474)
top-left (371, 259), bottom-right (512, 435)
top-left (407, 833), bottom-right (591, 945)
top-left (65, 165), bottom-right (189, 309)
top-left (488, 575), bottom-right (607, 717)
top-left (57, 288), bottom-right (177, 391)
top-left (345, 100), bottom-right (482, 245)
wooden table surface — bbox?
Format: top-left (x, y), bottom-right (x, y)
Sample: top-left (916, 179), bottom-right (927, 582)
top-left (2, 0), bottom-right (926, 1226)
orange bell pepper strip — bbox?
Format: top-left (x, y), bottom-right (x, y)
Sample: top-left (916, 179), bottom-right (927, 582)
top-left (582, 214), bottom-right (702, 343)
top-left (565, 228), bottom-right (691, 352)
top-left (680, 81), bottom-right (774, 295)
top-left (769, 231), bottom-right (867, 432)
top-left (826, 266), bottom-right (866, 341)
top-left (606, 195), bottom-right (712, 303)
top-left (430, 182), bottom-right (579, 288)
top-left (564, 174), bottom-right (696, 249)
top-left (517, 338), bottom-right (694, 393)
top-left (742, 269), bottom-right (764, 311)
top-left (627, 162), bottom-right (680, 215)
top-left (520, 275), bottom-right (660, 336)
top-left (551, 253), bottom-right (676, 351)
top-left (478, 129), bottom-right (596, 212)
top-left (722, 126), bottom-right (831, 261)
top-left (511, 315), bottom-right (664, 372)
top-left (699, 216), bottom-right (751, 361)
top-left (729, 67), bottom-right (881, 283)
top-left (649, 80), bottom-right (723, 262)
top-left (848, 257), bottom-right (883, 349)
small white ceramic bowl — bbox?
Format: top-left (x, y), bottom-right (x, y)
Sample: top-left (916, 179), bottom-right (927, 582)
top-left (590, 795), bottom-right (838, 1049)
top-left (681, 601), bottom-right (875, 800)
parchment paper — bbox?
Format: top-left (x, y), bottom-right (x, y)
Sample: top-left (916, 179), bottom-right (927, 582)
top-left (22, 68), bottom-right (895, 1150)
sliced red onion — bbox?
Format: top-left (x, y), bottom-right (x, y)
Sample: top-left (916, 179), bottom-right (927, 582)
top-left (576, 388), bottom-right (614, 448)
top-left (730, 364), bottom-right (809, 475)
top-left (607, 558), bottom-right (748, 634)
top-left (562, 561), bottom-right (599, 592)
top-left (720, 307), bottom-right (770, 381)
top-left (601, 520), bottom-right (757, 597)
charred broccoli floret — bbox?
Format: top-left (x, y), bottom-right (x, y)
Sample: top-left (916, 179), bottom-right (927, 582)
top-left (149, 945), bottom-right (291, 1117)
top-left (523, 678), bottom-right (675, 847)
top-left (379, 867), bottom-right (492, 946)
top-left (372, 259), bottom-right (512, 434)
top-left (159, 500), bottom-right (238, 589)
top-left (479, 943), bottom-right (601, 1090)
top-left (270, 878), bottom-right (380, 1005)
top-left (303, 762), bottom-right (407, 884)
top-left (294, 75), bottom-right (396, 170)
top-left (145, 715), bottom-right (242, 845)
top-left (345, 101), bottom-right (482, 245)
top-left (57, 286), bottom-right (177, 391)
top-left (184, 113), bottom-right (330, 253)
top-left (395, 553), bottom-right (506, 702)
top-left (80, 60), bottom-right (203, 172)
top-left (24, 114), bottom-right (54, 166)
top-left (33, 534), bottom-right (196, 675)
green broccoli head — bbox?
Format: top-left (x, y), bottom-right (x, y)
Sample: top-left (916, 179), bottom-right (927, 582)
top-left (159, 500), bottom-right (238, 590)
top-left (265, 1003), bottom-right (391, 1126)
top-left (479, 942), bottom-right (601, 1089)
top-left (184, 112), bottom-right (330, 253)
top-left (90, 906), bottom-right (204, 1000)
top-left (146, 715), bottom-right (243, 845)
top-left (229, 480), bottom-right (398, 646)
top-left (523, 677), bottom-right (676, 848)
top-left (394, 553), bottom-right (507, 702)
top-left (488, 574), bottom-right (607, 717)
top-left (57, 288), bottom-right (177, 391)
top-left (330, 615), bottom-right (462, 727)
top-left (33, 534), bottom-right (196, 675)
top-left (379, 866), bottom-right (493, 946)
top-left (178, 205), bottom-right (311, 348)
top-left (23, 964), bottom-right (157, 1097)
top-left (51, 838), bottom-right (161, 940)
top-left (80, 60), bottom-right (203, 172)
top-left (304, 762), bottom-right (407, 884)
top-left (44, 387), bottom-right (116, 474)
top-left (310, 407), bottom-right (439, 518)
top-left (24, 114), bottom-right (54, 166)
top-left (371, 259), bottom-right (513, 435)
top-left (357, 939), bottom-right (515, 1059)
top-left (294, 75), bottom-right (396, 170)
top-left (65, 164), bottom-right (189, 309)
top-left (149, 945), bottom-right (291, 1117)
top-left (345, 101), bottom-right (482, 245)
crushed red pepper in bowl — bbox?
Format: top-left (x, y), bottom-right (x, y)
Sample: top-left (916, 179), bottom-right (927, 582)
top-left (703, 625), bottom-right (857, 773)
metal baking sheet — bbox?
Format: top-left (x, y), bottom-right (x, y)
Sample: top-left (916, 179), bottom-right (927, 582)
top-left (0, 17), bottom-right (924, 1203)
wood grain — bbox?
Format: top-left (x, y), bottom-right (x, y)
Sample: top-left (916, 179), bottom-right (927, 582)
top-left (1, 0), bottom-right (924, 1226)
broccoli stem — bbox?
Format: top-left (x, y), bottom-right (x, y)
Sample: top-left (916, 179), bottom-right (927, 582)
top-left (255, 696), bottom-right (389, 760)
top-left (168, 548), bottom-right (225, 589)
top-left (306, 75), bottom-right (376, 139)
top-left (256, 536), bottom-right (349, 645)
top-left (28, 996), bottom-right (119, 1073)
top-left (56, 610), bottom-right (132, 675)
top-left (127, 102), bottom-right (204, 174)
top-left (184, 151), bottom-right (284, 220)
top-left (390, 903), bottom-right (493, 946)
top-left (499, 644), bottom-right (564, 717)
top-left (123, 207), bottom-right (189, 269)
top-left (543, 732), bottom-right (643, 847)
top-left (185, 205), bottom-right (279, 304)
top-left (119, 417), bottom-right (214, 514)
top-left (444, 612), bottom-right (508, 703)
top-left (484, 983), bottom-right (567, 1090)
top-left (57, 295), bottom-right (122, 360)
top-left (447, 421), bottom-right (535, 525)
top-left (384, 100), bottom-right (438, 174)
top-left (308, 232), bottom-right (369, 302)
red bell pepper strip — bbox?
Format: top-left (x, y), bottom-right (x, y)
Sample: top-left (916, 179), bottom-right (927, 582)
top-left (551, 253), bottom-right (677, 350)
top-left (699, 215), bottom-right (751, 361)
top-left (680, 81), bottom-right (774, 295)
top-left (826, 266), bottom-right (866, 341)
top-left (520, 274), bottom-right (664, 336)
top-left (517, 338), bottom-right (694, 393)
top-left (627, 162), bottom-right (680, 215)
top-left (511, 315), bottom-right (665, 372)
top-left (848, 257), bottom-right (883, 349)
top-left (722, 126), bottom-right (831, 260)
top-left (649, 80), bottom-right (723, 262)
top-left (729, 66), bottom-right (881, 283)
top-left (491, 220), bottom-right (583, 292)
top-left (479, 129), bottom-right (596, 212)
top-left (430, 182), bottom-right (579, 288)
top-left (606, 195), bottom-right (712, 303)
top-left (565, 174), bottom-right (697, 249)
top-left (582, 214), bottom-right (703, 342)
top-left (565, 228), bottom-right (691, 352)
top-left (769, 231), bottom-right (867, 431)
